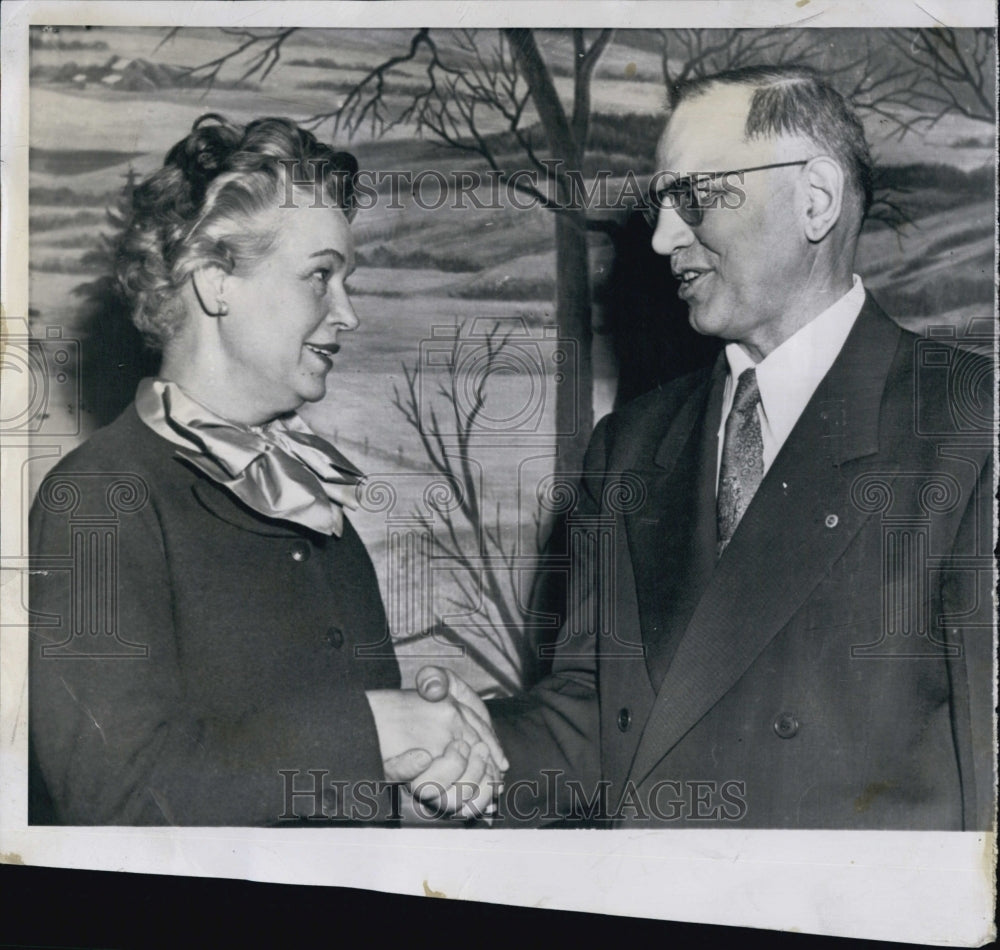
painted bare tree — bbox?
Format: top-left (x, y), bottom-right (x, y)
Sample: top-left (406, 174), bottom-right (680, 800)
top-left (388, 323), bottom-right (541, 693)
top-left (319, 27), bottom-right (615, 480)
top-left (656, 27), bottom-right (995, 131)
top-left (878, 28), bottom-right (995, 130)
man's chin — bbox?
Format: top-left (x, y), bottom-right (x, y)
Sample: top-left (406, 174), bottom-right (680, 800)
top-left (686, 304), bottom-right (731, 341)
top-left (687, 308), bottom-right (714, 338)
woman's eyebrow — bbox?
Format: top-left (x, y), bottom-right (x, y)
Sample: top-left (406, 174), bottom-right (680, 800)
top-left (309, 248), bottom-right (346, 265)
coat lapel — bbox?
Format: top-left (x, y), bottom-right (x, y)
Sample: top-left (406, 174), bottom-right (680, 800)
top-left (624, 358), bottom-right (727, 688)
top-left (187, 466), bottom-right (306, 538)
top-left (628, 298), bottom-right (904, 787)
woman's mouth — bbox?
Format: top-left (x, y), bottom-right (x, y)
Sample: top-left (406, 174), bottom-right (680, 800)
top-left (304, 342), bottom-right (340, 367)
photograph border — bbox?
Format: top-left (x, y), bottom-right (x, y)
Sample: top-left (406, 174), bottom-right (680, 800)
top-left (2, 3), bottom-right (997, 945)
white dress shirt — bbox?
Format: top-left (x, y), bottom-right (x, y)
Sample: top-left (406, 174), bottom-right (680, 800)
top-left (716, 275), bottom-right (866, 490)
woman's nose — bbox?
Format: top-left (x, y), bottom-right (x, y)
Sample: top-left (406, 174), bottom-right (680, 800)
top-left (328, 284), bottom-right (359, 330)
top-left (651, 206), bottom-right (695, 258)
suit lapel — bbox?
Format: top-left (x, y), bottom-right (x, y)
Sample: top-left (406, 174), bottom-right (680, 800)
top-left (625, 358), bottom-right (726, 688)
top-left (628, 298), bottom-right (904, 787)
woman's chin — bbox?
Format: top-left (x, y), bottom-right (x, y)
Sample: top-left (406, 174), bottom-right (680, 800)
top-left (296, 379), bottom-right (329, 406)
top-left (256, 391), bottom-right (322, 422)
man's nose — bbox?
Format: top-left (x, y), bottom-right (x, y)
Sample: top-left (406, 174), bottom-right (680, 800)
top-left (651, 206), bottom-right (695, 257)
top-left (327, 283), bottom-right (359, 330)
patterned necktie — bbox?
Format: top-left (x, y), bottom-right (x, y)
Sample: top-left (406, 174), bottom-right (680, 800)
top-left (717, 367), bottom-right (763, 556)
top-left (135, 378), bottom-right (362, 537)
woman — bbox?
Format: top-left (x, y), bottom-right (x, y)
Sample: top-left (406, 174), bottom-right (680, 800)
top-left (28, 114), bottom-right (503, 825)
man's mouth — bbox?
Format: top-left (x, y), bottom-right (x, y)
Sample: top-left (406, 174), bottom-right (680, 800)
top-left (673, 267), bottom-right (711, 296)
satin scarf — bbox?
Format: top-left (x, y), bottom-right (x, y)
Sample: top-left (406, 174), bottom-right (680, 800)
top-left (135, 378), bottom-right (362, 536)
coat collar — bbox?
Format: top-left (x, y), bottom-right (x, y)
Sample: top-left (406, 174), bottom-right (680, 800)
top-left (772, 293), bottom-right (900, 468)
top-left (187, 464), bottom-right (308, 538)
top-left (653, 294), bottom-right (898, 472)
top-left (626, 296), bottom-right (904, 788)
top-left (652, 357), bottom-right (727, 473)
top-left (106, 404), bottom-right (313, 539)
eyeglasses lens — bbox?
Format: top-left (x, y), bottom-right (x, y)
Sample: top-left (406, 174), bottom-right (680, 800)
top-left (645, 179), bottom-right (704, 228)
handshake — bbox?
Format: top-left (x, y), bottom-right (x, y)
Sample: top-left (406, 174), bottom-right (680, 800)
top-left (366, 666), bottom-right (508, 820)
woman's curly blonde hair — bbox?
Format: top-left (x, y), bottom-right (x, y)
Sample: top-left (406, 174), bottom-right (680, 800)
top-left (116, 114), bottom-right (358, 348)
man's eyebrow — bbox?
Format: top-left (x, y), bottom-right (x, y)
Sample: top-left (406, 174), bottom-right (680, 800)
top-left (656, 172), bottom-right (727, 190)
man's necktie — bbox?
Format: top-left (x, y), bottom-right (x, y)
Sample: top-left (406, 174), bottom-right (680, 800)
top-left (717, 367), bottom-right (763, 556)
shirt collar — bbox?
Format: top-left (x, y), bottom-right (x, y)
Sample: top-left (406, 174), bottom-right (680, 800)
top-left (722, 275), bottom-right (866, 445)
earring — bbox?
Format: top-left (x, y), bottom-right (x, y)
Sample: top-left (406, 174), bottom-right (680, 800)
top-left (216, 300), bottom-right (229, 316)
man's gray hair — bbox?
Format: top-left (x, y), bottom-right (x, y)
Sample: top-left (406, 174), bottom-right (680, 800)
top-left (671, 65), bottom-right (874, 219)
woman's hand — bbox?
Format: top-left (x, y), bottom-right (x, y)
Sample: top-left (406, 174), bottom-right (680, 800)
top-left (366, 669), bottom-right (507, 818)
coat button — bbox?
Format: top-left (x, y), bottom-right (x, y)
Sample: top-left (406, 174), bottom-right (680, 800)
top-left (290, 540), bottom-right (311, 562)
top-left (773, 712), bottom-right (800, 739)
top-left (617, 707), bottom-right (632, 732)
top-left (324, 626), bottom-right (344, 649)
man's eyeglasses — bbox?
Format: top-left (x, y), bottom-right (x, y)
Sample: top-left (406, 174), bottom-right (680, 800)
top-left (644, 160), bottom-right (810, 228)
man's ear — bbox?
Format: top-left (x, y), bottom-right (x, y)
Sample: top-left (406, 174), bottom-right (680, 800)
top-left (803, 156), bottom-right (845, 243)
top-left (190, 264), bottom-right (231, 317)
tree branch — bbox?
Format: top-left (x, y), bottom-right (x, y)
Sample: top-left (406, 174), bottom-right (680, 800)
top-left (571, 29), bottom-right (614, 148)
top-left (504, 28), bottom-right (578, 172)
top-left (175, 27), bottom-right (298, 90)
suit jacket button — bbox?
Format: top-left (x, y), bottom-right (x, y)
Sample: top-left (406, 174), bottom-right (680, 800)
top-left (325, 626), bottom-right (344, 649)
top-left (290, 540), bottom-right (311, 562)
top-left (617, 707), bottom-right (632, 732)
top-left (773, 713), bottom-right (799, 739)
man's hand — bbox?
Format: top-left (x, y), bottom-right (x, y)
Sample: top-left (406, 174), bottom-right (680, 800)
top-left (366, 667), bottom-right (508, 819)
top-left (414, 665), bottom-right (509, 772)
top-left (386, 738), bottom-right (500, 819)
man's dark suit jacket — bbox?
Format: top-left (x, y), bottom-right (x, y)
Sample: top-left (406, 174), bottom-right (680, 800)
top-left (29, 405), bottom-right (400, 825)
top-left (490, 297), bottom-right (994, 829)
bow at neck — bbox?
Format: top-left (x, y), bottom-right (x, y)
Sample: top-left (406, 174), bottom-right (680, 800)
top-left (135, 378), bottom-right (363, 537)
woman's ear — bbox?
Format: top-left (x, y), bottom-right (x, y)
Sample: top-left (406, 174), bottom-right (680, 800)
top-left (190, 265), bottom-right (231, 317)
top-left (803, 156), bottom-right (845, 243)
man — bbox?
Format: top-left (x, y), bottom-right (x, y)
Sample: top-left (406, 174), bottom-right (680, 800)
top-left (479, 65), bottom-right (995, 829)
